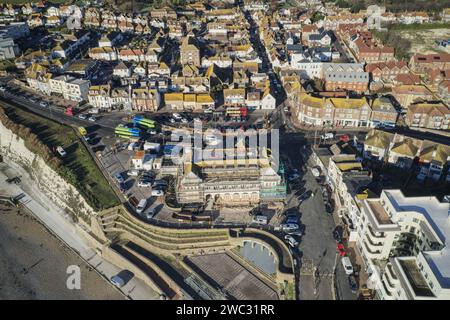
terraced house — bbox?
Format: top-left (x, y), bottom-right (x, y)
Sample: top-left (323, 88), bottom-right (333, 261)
top-left (294, 92), bottom-right (371, 128)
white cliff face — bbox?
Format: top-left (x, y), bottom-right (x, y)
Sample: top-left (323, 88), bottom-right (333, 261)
top-left (0, 120), bottom-right (96, 219)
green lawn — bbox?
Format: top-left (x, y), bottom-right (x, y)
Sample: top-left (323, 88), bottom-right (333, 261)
top-left (2, 104), bottom-right (120, 211)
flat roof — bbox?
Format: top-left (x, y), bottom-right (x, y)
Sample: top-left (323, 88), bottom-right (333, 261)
top-left (399, 259), bottom-right (434, 297)
top-left (367, 199), bottom-right (393, 225)
top-left (385, 190), bottom-right (450, 289)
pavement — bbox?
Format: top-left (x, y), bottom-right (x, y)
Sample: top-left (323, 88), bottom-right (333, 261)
top-left (0, 161), bottom-right (160, 300)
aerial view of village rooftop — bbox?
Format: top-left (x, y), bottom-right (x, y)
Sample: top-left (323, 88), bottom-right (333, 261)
top-left (0, 0), bottom-right (450, 305)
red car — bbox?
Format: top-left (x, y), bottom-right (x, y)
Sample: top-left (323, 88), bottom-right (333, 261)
top-left (336, 243), bottom-right (346, 257)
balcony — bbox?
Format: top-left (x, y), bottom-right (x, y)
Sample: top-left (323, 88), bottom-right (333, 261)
top-left (365, 232), bottom-right (384, 247)
top-left (367, 225), bottom-right (386, 239)
top-left (363, 239), bottom-right (382, 256)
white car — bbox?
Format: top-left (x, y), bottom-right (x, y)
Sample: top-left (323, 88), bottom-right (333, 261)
top-left (138, 180), bottom-right (152, 188)
top-left (180, 118), bottom-right (188, 124)
top-left (147, 129), bottom-right (157, 135)
top-left (341, 257), bottom-right (354, 275)
top-left (136, 199), bottom-right (147, 214)
top-left (78, 114), bottom-right (88, 120)
top-left (88, 116), bottom-right (97, 122)
top-left (128, 169), bottom-right (140, 177)
top-left (284, 235), bottom-right (299, 247)
top-left (151, 189), bottom-right (164, 197)
top-left (321, 133), bottom-right (334, 140)
top-left (169, 118), bottom-right (176, 123)
top-left (56, 146), bottom-right (67, 157)
top-left (311, 168), bottom-right (320, 177)
top-left (39, 101), bottom-right (48, 108)
top-left (172, 113), bottom-right (182, 120)
top-left (280, 223), bottom-right (299, 232)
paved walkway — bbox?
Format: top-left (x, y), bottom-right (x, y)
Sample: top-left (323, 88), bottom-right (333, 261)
top-left (0, 161), bottom-right (160, 300)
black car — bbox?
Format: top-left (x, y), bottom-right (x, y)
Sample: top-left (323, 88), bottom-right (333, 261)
top-left (333, 226), bottom-right (343, 242)
top-left (348, 275), bottom-right (358, 294)
top-left (325, 202), bottom-right (333, 214)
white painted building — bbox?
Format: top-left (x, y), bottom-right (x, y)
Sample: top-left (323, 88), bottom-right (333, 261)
top-left (355, 190), bottom-right (450, 300)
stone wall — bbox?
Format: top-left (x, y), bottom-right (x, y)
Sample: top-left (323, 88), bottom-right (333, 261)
top-left (0, 120), bottom-right (96, 218)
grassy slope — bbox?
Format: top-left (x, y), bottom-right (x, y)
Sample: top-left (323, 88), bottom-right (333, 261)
top-left (2, 104), bottom-right (119, 211)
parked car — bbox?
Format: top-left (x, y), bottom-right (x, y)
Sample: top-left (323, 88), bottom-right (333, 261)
top-left (180, 118), bottom-right (188, 124)
top-left (333, 227), bottom-right (343, 242)
top-left (299, 190), bottom-right (312, 202)
top-left (311, 167), bottom-right (320, 177)
top-left (284, 235), bottom-right (299, 247)
top-left (321, 133), bottom-right (334, 140)
top-left (56, 146), bottom-right (67, 157)
top-left (138, 180), bottom-right (152, 188)
top-left (114, 173), bottom-right (125, 184)
top-left (152, 180), bottom-right (168, 188)
top-left (288, 230), bottom-right (303, 237)
top-left (128, 169), bottom-right (140, 176)
top-left (348, 274), bottom-right (358, 293)
top-left (88, 116), bottom-right (97, 122)
top-left (147, 129), bottom-right (157, 135)
top-left (285, 214), bottom-right (299, 224)
top-left (151, 189), bottom-right (164, 197)
top-left (144, 209), bottom-right (156, 220)
top-left (78, 114), bottom-right (88, 120)
top-left (136, 199), bottom-right (147, 214)
top-left (252, 215), bottom-right (268, 225)
top-left (39, 101), bottom-right (48, 108)
top-left (110, 275), bottom-right (125, 288)
top-left (341, 256), bottom-right (354, 275)
top-left (325, 202), bottom-right (333, 214)
top-left (172, 113), bottom-right (182, 120)
top-left (336, 243), bottom-right (346, 257)
top-left (280, 223), bottom-right (299, 232)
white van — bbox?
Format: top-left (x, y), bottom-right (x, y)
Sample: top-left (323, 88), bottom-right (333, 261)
top-left (136, 199), bottom-right (147, 214)
top-left (253, 215), bottom-right (268, 225)
top-left (341, 256), bottom-right (354, 275)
